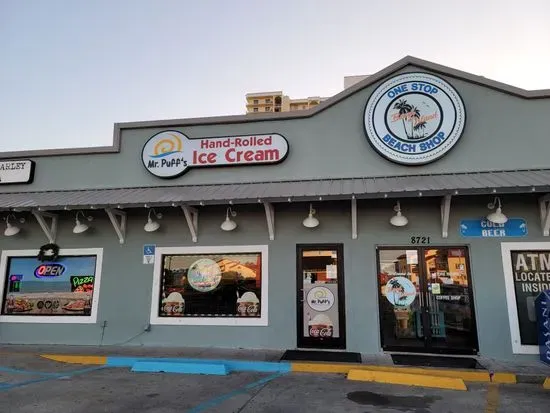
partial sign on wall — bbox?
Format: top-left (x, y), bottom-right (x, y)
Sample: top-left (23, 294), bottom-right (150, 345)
top-left (0, 160), bottom-right (35, 184)
top-left (141, 131), bottom-right (289, 178)
top-left (143, 244), bottom-right (156, 264)
top-left (501, 243), bottom-right (550, 354)
top-left (460, 218), bottom-right (527, 238)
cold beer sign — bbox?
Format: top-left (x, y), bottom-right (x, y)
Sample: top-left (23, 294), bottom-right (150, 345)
top-left (142, 130), bottom-right (289, 179)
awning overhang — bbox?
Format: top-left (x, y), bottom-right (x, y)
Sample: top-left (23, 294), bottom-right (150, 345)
top-left (1, 169), bottom-right (549, 211)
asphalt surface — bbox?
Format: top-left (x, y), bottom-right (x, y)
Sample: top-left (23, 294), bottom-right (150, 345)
top-left (0, 352), bottom-right (549, 413)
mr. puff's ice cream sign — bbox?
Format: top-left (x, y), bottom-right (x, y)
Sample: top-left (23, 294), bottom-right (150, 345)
top-left (141, 130), bottom-right (289, 179)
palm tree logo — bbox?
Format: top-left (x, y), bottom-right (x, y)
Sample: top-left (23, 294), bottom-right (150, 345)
top-left (392, 99), bottom-right (427, 140)
top-left (393, 99), bottom-right (412, 138)
top-left (388, 279), bottom-right (406, 305)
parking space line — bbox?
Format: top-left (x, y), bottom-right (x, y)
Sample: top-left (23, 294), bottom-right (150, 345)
top-left (187, 372), bottom-right (285, 413)
top-left (0, 366), bottom-right (66, 377)
top-left (484, 383), bottom-right (500, 413)
top-left (0, 366), bottom-right (106, 391)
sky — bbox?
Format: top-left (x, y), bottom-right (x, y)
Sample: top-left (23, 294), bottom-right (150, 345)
top-left (1, 0), bottom-right (549, 152)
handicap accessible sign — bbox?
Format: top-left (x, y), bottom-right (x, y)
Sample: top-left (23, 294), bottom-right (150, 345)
top-left (143, 244), bottom-right (156, 264)
top-left (460, 218), bottom-right (527, 238)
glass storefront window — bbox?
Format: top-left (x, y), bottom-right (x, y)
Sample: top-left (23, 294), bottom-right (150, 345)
top-left (159, 253), bottom-right (262, 318)
top-left (150, 246), bottom-right (268, 326)
top-left (378, 249), bottom-right (421, 346)
top-left (297, 246), bottom-right (346, 349)
top-left (0, 249), bottom-right (103, 324)
top-left (377, 246), bottom-right (478, 354)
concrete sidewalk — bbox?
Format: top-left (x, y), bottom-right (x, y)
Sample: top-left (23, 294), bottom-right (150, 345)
top-left (1, 344), bottom-right (548, 380)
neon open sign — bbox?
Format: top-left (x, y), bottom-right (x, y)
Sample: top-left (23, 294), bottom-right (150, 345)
top-left (34, 263), bottom-right (66, 278)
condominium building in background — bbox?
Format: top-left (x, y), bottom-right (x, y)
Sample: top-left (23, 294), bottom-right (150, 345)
top-left (245, 91), bottom-right (328, 114)
top-left (245, 75), bottom-right (369, 114)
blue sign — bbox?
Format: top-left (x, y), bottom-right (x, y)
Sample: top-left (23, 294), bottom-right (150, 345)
top-left (143, 245), bottom-right (156, 256)
top-left (459, 218), bottom-right (527, 238)
top-left (535, 290), bottom-right (550, 366)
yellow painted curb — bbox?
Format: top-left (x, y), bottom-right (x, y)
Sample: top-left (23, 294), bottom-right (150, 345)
top-left (543, 378), bottom-right (550, 389)
top-left (291, 362), bottom-right (491, 382)
top-left (347, 369), bottom-right (467, 391)
top-left (492, 372), bottom-right (516, 384)
top-left (41, 354), bottom-right (107, 365)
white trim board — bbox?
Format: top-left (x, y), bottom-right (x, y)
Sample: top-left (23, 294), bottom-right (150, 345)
top-left (149, 245), bottom-right (269, 326)
top-left (0, 248), bottom-right (104, 324)
top-left (500, 242), bottom-right (550, 354)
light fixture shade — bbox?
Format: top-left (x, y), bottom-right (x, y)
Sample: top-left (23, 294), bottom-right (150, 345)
top-left (487, 207), bottom-right (508, 224)
top-left (4, 223), bottom-right (20, 237)
top-left (221, 217), bottom-right (237, 231)
top-left (144, 218), bottom-right (160, 232)
top-left (390, 212), bottom-right (408, 227)
top-left (73, 220), bottom-right (89, 234)
top-left (302, 214), bottom-right (320, 228)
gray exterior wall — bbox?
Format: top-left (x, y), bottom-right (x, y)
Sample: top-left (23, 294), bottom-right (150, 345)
top-left (1, 58), bottom-right (549, 362)
top-left (0, 194), bottom-right (544, 362)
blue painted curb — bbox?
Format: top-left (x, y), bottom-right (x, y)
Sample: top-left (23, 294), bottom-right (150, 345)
top-left (131, 361), bottom-right (229, 375)
top-left (106, 356), bottom-right (291, 373)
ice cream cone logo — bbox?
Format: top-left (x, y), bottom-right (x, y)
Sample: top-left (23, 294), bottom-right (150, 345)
top-left (162, 292), bottom-right (185, 315)
top-left (236, 291), bottom-right (260, 316)
top-left (308, 314), bottom-right (333, 338)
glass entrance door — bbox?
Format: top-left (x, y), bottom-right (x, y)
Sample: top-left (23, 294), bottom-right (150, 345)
top-left (297, 244), bottom-right (346, 349)
top-left (377, 246), bottom-right (479, 354)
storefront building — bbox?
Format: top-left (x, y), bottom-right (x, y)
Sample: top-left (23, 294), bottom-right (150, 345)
top-left (1, 57), bottom-right (549, 361)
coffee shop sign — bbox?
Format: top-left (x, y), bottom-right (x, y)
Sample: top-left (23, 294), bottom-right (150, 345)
top-left (142, 130), bottom-right (289, 179)
top-left (460, 218), bottom-right (527, 238)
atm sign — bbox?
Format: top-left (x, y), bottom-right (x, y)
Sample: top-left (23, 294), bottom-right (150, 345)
top-left (34, 264), bottom-right (66, 278)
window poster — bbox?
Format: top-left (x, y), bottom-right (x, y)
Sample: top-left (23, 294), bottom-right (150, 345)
top-left (510, 250), bottom-right (550, 345)
top-left (2, 255), bottom-right (98, 316)
top-left (159, 252), bottom-right (262, 318)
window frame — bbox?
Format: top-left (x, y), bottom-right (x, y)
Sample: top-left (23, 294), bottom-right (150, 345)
top-left (0, 248), bottom-right (104, 324)
top-left (149, 245), bottom-right (269, 326)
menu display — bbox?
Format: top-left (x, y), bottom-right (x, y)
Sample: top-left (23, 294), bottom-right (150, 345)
top-left (2, 256), bottom-right (97, 316)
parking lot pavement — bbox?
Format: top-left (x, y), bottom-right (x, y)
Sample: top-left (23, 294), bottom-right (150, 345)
top-left (1, 353), bottom-right (549, 413)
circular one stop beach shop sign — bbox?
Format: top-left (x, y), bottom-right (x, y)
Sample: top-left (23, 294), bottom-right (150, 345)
top-left (364, 72), bottom-right (466, 165)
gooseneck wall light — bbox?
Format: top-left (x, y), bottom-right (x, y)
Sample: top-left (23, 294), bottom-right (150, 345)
top-left (4, 214), bottom-right (25, 237)
top-left (73, 211), bottom-right (93, 234)
top-left (144, 208), bottom-right (163, 232)
top-left (390, 201), bottom-right (408, 227)
top-left (221, 207), bottom-right (237, 231)
top-left (302, 204), bottom-right (319, 228)
top-left (487, 197), bottom-right (508, 224)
